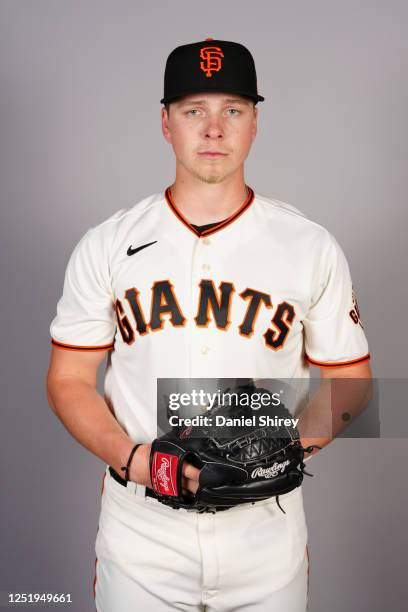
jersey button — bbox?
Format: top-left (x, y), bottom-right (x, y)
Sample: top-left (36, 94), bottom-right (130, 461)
top-left (202, 263), bottom-right (211, 272)
top-left (201, 345), bottom-right (210, 355)
top-left (202, 237), bottom-right (211, 246)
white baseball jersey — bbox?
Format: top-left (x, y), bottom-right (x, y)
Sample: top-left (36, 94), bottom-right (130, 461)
top-left (50, 186), bottom-right (370, 442)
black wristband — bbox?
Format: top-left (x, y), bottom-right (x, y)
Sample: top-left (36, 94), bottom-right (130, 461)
top-left (120, 443), bottom-right (142, 482)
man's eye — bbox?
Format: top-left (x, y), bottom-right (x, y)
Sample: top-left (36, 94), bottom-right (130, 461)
top-left (227, 108), bottom-right (241, 115)
top-left (186, 109), bottom-right (199, 115)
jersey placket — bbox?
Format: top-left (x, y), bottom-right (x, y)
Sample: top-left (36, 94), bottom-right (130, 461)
top-left (189, 234), bottom-right (216, 379)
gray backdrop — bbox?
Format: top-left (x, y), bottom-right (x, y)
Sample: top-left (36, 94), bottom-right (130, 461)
top-left (1, 0), bottom-right (407, 610)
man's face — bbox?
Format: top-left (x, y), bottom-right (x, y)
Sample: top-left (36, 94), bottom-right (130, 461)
top-left (161, 92), bottom-right (258, 184)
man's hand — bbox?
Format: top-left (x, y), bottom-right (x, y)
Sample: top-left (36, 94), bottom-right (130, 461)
top-left (129, 443), bottom-right (200, 495)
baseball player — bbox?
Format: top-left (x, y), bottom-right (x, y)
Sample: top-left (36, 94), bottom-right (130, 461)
top-left (47, 38), bottom-right (372, 611)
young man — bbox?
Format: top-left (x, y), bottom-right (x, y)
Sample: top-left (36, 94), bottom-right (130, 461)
top-left (47, 39), bottom-right (371, 611)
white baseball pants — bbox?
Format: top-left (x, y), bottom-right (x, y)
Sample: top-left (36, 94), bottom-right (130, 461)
top-left (93, 466), bottom-right (309, 611)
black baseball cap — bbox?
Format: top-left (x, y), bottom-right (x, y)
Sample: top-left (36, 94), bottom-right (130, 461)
top-left (160, 38), bottom-right (265, 106)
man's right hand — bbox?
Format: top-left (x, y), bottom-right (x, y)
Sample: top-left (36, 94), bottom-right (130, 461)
top-left (129, 443), bottom-right (200, 496)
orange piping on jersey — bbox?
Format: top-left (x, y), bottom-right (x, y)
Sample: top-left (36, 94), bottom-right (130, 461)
top-left (304, 353), bottom-right (370, 368)
top-left (51, 338), bottom-right (114, 351)
top-left (200, 188), bottom-right (254, 236)
top-left (164, 186), bottom-right (255, 237)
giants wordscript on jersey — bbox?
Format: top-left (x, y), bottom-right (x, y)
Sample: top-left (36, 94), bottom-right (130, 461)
top-left (115, 279), bottom-right (295, 351)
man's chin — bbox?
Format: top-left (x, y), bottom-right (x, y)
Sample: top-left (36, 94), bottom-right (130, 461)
top-left (193, 169), bottom-right (231, 185)
top-left (200, 176), bottom-right (225, 185)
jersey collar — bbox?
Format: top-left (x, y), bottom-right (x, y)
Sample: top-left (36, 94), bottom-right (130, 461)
top-left (164, 185), bottom-right (255, 238)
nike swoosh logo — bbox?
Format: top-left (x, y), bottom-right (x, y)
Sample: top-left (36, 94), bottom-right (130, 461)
top-left (127, 241), bottom-right (157, 256)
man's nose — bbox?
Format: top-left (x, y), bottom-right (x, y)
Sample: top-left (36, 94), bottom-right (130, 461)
top-left (204, 114), bottom-right (224, 138)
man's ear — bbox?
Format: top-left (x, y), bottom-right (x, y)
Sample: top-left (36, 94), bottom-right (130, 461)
top-left (161, 106), bottom-right (172, 144)
top-left (251, 106), bottom-right (258, 141)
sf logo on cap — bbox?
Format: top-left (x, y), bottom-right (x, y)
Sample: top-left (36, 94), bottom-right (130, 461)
top-left (200, 46), bottom-right (224, 77)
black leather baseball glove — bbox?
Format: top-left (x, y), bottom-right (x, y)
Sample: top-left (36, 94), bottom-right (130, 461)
top-left (149, 383), bottom-right (319, 513)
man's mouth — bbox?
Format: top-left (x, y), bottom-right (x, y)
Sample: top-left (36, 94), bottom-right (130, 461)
top-left (198, 151), bottom-right (228, 158)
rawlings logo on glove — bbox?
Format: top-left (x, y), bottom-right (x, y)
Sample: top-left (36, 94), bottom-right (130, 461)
top-left (251, 461), bottom-right (291, 479)
top-left (151, 452), bottom-right (178, 496)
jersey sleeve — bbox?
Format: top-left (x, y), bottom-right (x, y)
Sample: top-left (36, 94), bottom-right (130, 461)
top-left (302, 231), bottom-right (370, 368)
top-left (50, 226), bottom-right (116, 351)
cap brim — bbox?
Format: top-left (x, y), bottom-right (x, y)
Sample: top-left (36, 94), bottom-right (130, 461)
top-left (160, 88), bottom-right (264, 105)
